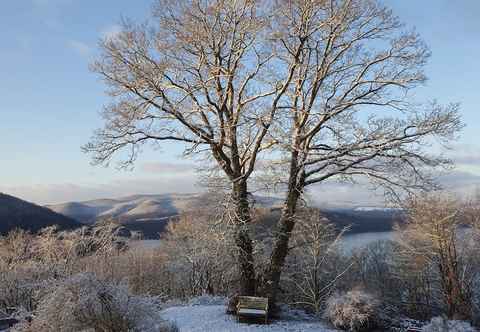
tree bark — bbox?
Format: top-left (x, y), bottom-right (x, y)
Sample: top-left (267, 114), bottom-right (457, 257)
top-left (440, 257), bottom-right (471, 320)
top-left (263, 152), bottom-right (305, 308)
top-left (232, 180), bottom-right (256, 296)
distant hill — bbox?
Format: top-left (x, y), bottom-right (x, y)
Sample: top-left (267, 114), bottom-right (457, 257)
top-left (322, 208), bottom-right (403, 233)
top-left (47, 193), bottom-right (285, 238)
top-left (0, 193), bottom-right (82, 235)
top-left (251, 207), bottom-right (402, 240)
top-left (47, 193), bottom-right (401, 239)
top-left (47, 193), bottom-right (204, 224)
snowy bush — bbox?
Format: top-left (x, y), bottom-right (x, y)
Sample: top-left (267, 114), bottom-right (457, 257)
top-left (13, 273), bottom-right (177, 332)
top-left (162, 211), bottom-right (237, 298)
top-left (422, 316), bottom-right (477, 332)
top-left (0, 266), bottom-right (52, 312)
top-left (323, 289), bottom-right (381, 331)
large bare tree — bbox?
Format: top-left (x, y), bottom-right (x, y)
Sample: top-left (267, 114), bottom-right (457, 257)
top-left (82, 0), bottom-right (294, 295)
top-left (261, 0), bottom-right (462, 306)
top-left (84, 0), bottom-right (462, 305)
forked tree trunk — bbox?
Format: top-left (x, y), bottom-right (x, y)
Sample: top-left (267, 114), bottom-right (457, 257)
top-left (263, 153), bottom-right (305, 309)
top-left (232, 180), bottom-right (256, 295)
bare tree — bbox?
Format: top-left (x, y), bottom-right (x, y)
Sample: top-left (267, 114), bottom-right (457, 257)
top-left (395, 194), bottom-right (480, 320)
top-left (162, 211), bottom-right (235, 297)
top-left (82, 0), bottom-right (304, 295)
top-left (261, 0), bottom-right (462, 306)
top-left (84, 0), bottom-right (462, 303)
top-left (284, 209), bottom-right (351, 315)
top-left (352, 240), bottom-right (402, 308)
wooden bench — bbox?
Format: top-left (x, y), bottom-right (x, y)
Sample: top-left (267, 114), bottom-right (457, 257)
top-left (236, 296), bottom-right (269, 324)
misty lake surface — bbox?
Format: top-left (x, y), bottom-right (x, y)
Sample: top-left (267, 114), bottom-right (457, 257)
top-left (132, 231), bottom-right (396, 254)
top-left (340, 231), bottom-right (394, 252)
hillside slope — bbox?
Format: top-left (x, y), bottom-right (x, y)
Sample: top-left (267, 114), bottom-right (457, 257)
top-left (47, 193), bottom-right (202, 224)
top-left (47, 193), bottom-right (285, 238)
top-left (47, 193), bottom-right (283, 223)
top-left (0, 193), bottom-right (81, 235)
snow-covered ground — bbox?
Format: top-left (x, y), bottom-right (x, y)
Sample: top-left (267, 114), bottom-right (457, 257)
top-left (161, 304), bottom-right (337, 332)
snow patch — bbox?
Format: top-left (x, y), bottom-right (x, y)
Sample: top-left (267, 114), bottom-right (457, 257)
top-left (422, 316), bottom-right (477, 332)
top-left (161, 304), bottom-right (337, 332)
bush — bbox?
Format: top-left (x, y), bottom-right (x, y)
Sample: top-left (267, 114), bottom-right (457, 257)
top-left (323, 289), bottom-right (381, 331)
top-left (422, 316), bottom-right (476, 332)
top-left (0, 266), bottom-right (52, 312)
top-left (13, 273), bottom-right (177, 332)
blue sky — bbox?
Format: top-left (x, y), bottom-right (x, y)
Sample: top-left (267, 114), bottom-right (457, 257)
top-left (0, 0), bottom-right (479, 205)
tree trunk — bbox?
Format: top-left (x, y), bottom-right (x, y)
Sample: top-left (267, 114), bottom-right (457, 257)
top-left (263, 153), bottom-right (304, 309)
top-left (232, 180), bottom-right (256, 295)
top-left (443, 263), bottom-right (471, 320)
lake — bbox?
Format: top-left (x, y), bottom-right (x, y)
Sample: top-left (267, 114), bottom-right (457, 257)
top-left (131, 231), bottom-right (396, 253)
top-left (340, 231), bottom-right (394, 252)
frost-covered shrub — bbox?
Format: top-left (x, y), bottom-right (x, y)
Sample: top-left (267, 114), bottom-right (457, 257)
top-left (422, 316), bottom-right (477, 332)
top-left (0, 266), bottom-right (52, 312)
top-left (323, 289), bottom-right (381, 331)
top-left (162, 211), bottom-right (237, 298)
top-left (14, 273), bottom-right (176, 332)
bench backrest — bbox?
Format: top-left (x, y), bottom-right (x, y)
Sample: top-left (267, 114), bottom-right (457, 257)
top-left (237, 296), bottom-right (269, 311)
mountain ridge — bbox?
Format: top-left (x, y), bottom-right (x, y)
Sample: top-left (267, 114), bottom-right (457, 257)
top-left (0, 193), bottom-right (82, 235)
top-left (46, 193), bottom-right (205, 224)
top-left (46, 193), bottom-right (401, 239)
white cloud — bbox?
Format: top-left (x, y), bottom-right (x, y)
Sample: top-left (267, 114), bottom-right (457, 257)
top-left (67, 40), bottom-right (92, 57)
top-left (306, 181), bottom-right (385, 208)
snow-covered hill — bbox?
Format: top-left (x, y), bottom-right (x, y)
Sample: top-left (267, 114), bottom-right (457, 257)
top-left (46, 193), bottom-right (201, 223)
top-left (46, 193), bottom-right (284, 224)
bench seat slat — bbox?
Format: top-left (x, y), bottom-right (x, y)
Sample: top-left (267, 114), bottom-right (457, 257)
top-left (238, 308), bottom-right (266, 316)
top-left (238, 304), bottom-right (267, 310)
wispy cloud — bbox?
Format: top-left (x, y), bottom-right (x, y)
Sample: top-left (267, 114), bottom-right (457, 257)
top-left (3, 168), bottom-right (480, 207)
top-left (67, 40), bottom-right (92, 57)
top-left (0, 176), bottom-right (199, 205)
top-left (450, 145), bottom-right (480, 167)
top-left (100, 24), bottom-right (122, 41)
top-left (141, 162), bottom-right (195, 174)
